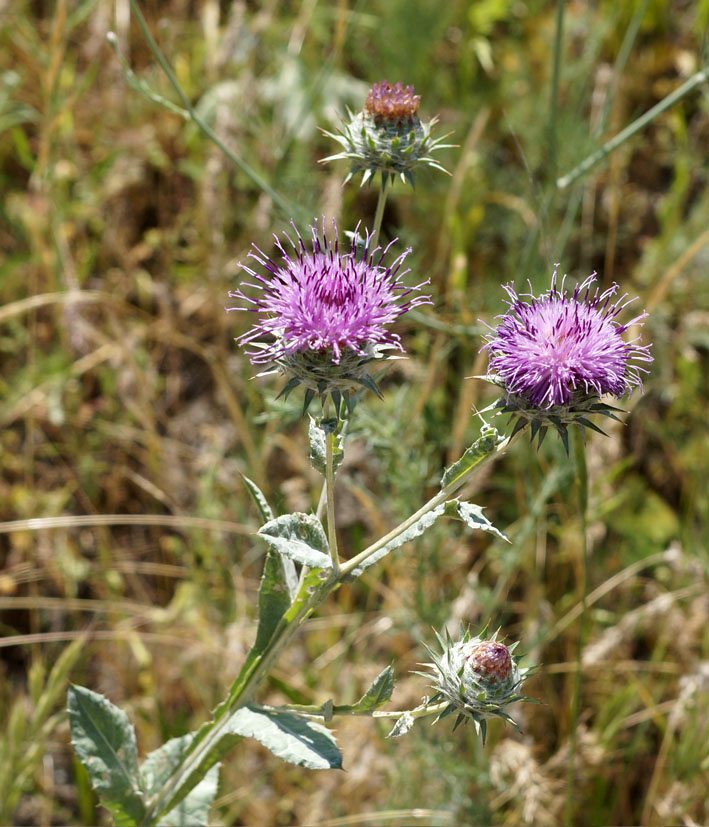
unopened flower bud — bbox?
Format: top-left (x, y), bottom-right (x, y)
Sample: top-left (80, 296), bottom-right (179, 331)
top-left (423, 629), bottom-right (533, 742)
top-left (321, 80), bottom-right (453, 188)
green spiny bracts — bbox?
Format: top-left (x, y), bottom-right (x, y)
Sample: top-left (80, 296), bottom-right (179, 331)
top-left (259, 342), bottom-right (403, 416)
top-left (421, 627), bottom-right (534, 744)
top-left (482, 374), bottom-right (627, 454)
top-left (321, 81), bottom-right (453, 187)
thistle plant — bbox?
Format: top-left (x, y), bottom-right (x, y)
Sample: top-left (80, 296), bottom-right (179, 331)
top-left (64, 10), bottom-right (661, 825)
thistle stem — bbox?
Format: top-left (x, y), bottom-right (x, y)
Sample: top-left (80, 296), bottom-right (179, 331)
top-left (325, 428), bottom-right (340, 573)
top-left (371, 183), bottom-right (389, 249)
top-left (340, 433), bottom-right (511, 578)
top-left (564, 430), bottom-right (589, 826)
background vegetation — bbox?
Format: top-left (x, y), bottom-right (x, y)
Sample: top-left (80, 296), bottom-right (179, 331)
top-left (1, 0), bottom-right (708, 824)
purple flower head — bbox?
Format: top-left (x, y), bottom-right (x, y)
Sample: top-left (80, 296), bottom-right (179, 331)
top-left (482, 269), bottom-right (653, 444)
top-left (227, 219), bottom-right (431, 411)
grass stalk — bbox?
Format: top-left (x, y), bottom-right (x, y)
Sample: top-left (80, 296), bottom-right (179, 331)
top-left (126, 0), bottom-right (297, 219)
top-left (548, 0), bottom-right (566, 186)
top-left (557, 63), bottom-right (709, 189)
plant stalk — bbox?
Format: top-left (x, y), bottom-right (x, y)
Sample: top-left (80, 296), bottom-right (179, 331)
top-left (127, 0), bottom-right (297, 218)
top-left (564, 429), bottom-right (589, 826)
top-left (340, 434), bottom-right (510, 577)
top-left (325, 429), bottom-right (340, 572)
top-left (371, 183), bottom-right (389, 249)
top-left (557, 63), bottom-right (709, 189)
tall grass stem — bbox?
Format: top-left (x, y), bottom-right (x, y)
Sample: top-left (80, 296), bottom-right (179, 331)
top-left (557, 63), bottom-right (709, 189)
top-left (548, 0), bottom-right (566, 186)
top-left (126, 0), bottom-right (298, 219)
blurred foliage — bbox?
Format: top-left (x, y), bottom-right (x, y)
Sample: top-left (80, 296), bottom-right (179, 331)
top-left (1, 0), bottom-right (708, 825)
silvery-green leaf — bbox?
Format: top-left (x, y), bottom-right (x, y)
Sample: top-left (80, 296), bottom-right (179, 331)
top-left (444, 499), bottom-right (509, 542)
top-left (141, 735), bottom-right (219, 827)
top-left (67, 685), bottom-right (145, 826)
top-left (333, 666), bottom-right (394, 714)
top-left (387, 712), bottom-right (415, 738)
top-left (258, 513), bottom-right (332, 569)
top-left (228, 704), bottom-right (342, 770)
top-left (308, 416), bottom-right (344, 477)
top-left (254, 550), bottom-right (296, 651)
top-left (440, 426), bottom-right (502, 489)
top-left (347, 502), bottom-right (447, 578)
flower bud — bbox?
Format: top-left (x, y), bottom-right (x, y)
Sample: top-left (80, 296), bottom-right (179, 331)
top-left (423, 629), bottom-right (532, 742)
top-left (321, 80), bottom-right (453, 187)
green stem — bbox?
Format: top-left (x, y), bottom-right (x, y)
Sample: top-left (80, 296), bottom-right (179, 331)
top-left (325, 428), bottom-right (340, 574)
top-left (564, 429), bottom-right (589, 826)
top-left (340, 434), bottom-right (511, 578)
top-left (146, 428), bottom-right (512, 822)
top-left (557, 63), bottom-right (709, 190)
top-left (127, 0), bottom-right (297, 219)
top-left (371, 183), bottom-right (389, 249)
top-left (274, 700), bottom-right (448, 721)
top-left (548, 0), bottom-right (566, 185)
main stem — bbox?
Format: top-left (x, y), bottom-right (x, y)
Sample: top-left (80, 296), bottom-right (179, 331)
top-left (325, 421), bottom-right (340, 573)
top-left (148, 430), bottom-right (511, 822)
top-left (371, 183), bottom-right (388, 250)
top-left (564, 430), bottom-right (589, 826)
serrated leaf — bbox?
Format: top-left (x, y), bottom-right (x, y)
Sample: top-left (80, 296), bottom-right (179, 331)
top-left (242, 475), bottom-right (273, 524)
top-left (348, 502), bottom-right (447, 578)
top-left (387, 712), bottom-right (414, 738)
top-left (444, 500), bottom-right (509, 543)
top-left (228, 705), bottom-right (342, 769)
top-left (141, 735), bottom-right (219, 827)
top-left (254, 550), bottom-right (296, 652)
top-left (308, 416), bottom-right (344, 477)
top-left (334, 666), bottom-right (394, 714)
top-left (440, 427), bottom-right (502, 489)
top-left (67, 686), bottom-right (145, 826)
top-left (158, 567), bottom-right (335, 816)
top-left (258, 513), bottom-right (332, 569)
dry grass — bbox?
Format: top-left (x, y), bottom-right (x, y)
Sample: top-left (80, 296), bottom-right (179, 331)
top-left (1, 1), bottom-right (708, 825)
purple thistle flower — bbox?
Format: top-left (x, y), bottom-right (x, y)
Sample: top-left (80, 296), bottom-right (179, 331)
top-left (482, 269), bottom-right (653, 443)
top-left (227, 219), bottom-right (431, 409)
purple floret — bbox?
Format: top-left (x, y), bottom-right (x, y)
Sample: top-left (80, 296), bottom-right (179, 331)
top-left (228, 219), bottom-right (431, 365)
top-left (483, 270), bottom-right (653, 409)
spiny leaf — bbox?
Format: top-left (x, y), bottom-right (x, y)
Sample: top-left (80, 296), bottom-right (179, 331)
top-left (444, 500), bottom-right (509, 542)
top-left (241, 475), bottom-right (274, 525)
top-left (441, 427), bottom-right (501, 489)
top-left (228, 705), bottom-right (342, 770)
